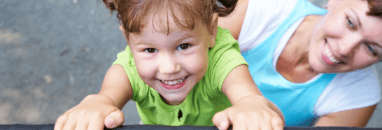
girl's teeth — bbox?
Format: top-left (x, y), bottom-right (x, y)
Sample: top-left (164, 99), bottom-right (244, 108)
top-left (161, 78), bottom-right (185, 85)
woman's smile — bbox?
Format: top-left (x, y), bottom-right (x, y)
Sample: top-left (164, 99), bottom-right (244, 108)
top-left (322, 41), bottom-right (342, 65)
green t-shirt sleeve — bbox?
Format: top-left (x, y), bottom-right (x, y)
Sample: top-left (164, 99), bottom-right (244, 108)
top-left (206, 27), bottom-right (248, 93)
top-left (112, 46), bottom-right (149, 103)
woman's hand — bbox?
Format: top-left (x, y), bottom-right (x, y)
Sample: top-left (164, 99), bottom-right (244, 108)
top-left (54, 94), bottom-right (125, 130)
top-left (212, 95), bottom-right (284, 130)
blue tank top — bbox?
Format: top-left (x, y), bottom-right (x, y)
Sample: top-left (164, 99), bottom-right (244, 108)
top-left (242, 0), bottom-right (336, 126)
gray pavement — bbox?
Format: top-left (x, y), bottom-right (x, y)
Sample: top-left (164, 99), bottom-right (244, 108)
top-left (0, 0), bottom-right (381, 127)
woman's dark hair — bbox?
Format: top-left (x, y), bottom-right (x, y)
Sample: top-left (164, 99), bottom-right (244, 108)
top-left (367, 0), bottom-right (382, 18)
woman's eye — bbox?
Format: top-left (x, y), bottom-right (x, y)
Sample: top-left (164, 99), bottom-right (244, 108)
top-left (144, 48), bottom-right (158, 53)
top-left (347, 17), bottom-right (355, 29)
top-left (366, 44), bottom-right (378, 56)
top-left (177, 44), bottom-right (191, 50)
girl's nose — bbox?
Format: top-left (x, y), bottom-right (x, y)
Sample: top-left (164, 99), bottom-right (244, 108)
top-left (338, 33), bottom-right (363, 58)
top-left (159, 55), bottom-right (181, 74)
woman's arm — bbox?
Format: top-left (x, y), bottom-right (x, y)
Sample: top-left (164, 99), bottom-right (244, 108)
top-left (213, 65), bottom-right (284, 130)
top-left (314, 105), bottom-right (377, 127)
top-left (218, 0), bottom-right (248, 40)
top-left (313, 65), bottom-right (380, 127)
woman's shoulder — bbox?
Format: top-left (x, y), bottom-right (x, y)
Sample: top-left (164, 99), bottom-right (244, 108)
top-left (314, 65), bottom-right (381, 116)
top-left (234, 0), bottom-right (298, 51)
top-left (327, 65), bottom-right (380, 97)
top-left (218, 0), bottom-right (298, 38)
top-left (333, 65), bottom-right (379, 82)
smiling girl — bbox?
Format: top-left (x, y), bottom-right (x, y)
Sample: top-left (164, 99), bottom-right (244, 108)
top-left (54, 0), bottom-right (284, 130)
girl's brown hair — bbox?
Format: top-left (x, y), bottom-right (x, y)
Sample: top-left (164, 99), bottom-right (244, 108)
top-left (103, 0), bottom-right (237, 38)
top-left (367, 0), bottom-right (382, 17)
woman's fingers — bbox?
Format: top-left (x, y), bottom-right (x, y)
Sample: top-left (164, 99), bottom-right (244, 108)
top-left (104, 110), bottom-right (125, 128)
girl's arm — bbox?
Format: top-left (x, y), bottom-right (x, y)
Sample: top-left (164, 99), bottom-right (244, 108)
top-left (213, 64), bottom-right (284, 130)
top-left (314, 105), bottom-right (377, 127)
top-left (100, 64), bottom-right (133, 110)
top-left (218, 0), bottom-right (248, 40)
top-left (54, 64), bottom-right (133, 130)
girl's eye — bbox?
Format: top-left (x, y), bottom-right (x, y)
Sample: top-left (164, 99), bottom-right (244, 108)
top-left (144, 48), bottom-right (158, 53)
top-left (347, 17), bottom-right (355, 29)
top-left (177, 44), bottom-right (191, 50)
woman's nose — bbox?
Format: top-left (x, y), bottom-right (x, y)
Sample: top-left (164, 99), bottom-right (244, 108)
top-left (159, 54), bottom-right (181, 74)
top-left (338, 33), bottom-right (363, 57)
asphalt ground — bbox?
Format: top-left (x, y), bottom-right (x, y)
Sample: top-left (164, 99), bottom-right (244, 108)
top-left (0, 0), bottom-right (381, 127)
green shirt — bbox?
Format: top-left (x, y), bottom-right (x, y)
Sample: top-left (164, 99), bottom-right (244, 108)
top-left (113, 27), bottom-right (247, 126)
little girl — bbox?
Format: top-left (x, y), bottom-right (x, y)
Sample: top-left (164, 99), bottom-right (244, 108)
top-left (54, 0), bottom-right (284, 130)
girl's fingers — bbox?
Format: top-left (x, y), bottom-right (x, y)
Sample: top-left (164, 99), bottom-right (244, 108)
top-left (212, 111), bottom-right (230, 130)
top-left (104, 110), bottom-right (125, 128)
top-left (87, 115), bottom-right (104, 130)
top-left (259, 120), bottom-right (271, 130)
top-left (54, 114), bottom-right (68, 130)
top-left (62, 116), bottom-right (77, 130)
top-left (231, 118), bottom-right (247, 130)
top-left (271, 116), bottom-right (284, 130)
top-left (74, 117), bottom-right (89, 130)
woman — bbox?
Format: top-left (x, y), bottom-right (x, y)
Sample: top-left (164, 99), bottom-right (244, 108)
top-left (218, 0), bottom-right (382, 127)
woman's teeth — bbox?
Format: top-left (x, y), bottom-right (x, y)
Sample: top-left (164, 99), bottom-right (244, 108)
top-left (160, 78), bottom-right (186, 85)
top-left (325, 45), bottom-right (340, 63)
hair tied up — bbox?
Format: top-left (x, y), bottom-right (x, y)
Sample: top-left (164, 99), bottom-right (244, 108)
top-left (214, 0), bottom-right (238, 17)
top-left (367, 0), bottom-right (382, 16)
top-left (103, 0), bottom-right (118, 13)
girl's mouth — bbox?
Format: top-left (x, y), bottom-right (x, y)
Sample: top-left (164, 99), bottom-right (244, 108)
top-left (160, 77), bottom-right (186, 85)
top-left (160, 77), bottom-right (187, 90)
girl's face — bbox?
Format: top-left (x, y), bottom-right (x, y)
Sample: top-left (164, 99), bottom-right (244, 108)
top-left (309, 0), bottom-right (382, 73)
top-left (127, 15), bottom-right (216, 105)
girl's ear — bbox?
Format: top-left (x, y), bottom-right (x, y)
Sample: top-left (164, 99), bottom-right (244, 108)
top-left (119, 25), bottom-right (129, 44)
top-left (209, 13), bottom-right (218, 48)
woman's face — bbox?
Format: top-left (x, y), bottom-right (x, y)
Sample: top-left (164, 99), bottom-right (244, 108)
top-left (309, 0), bottom-right (382, 73)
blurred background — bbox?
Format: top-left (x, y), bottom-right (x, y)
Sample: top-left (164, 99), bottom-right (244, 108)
top-left (0, 0), bottom-right (381, 127)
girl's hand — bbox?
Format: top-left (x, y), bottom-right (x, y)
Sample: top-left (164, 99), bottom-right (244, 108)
top-left (212, 95), bottom-right (284, 130)
top-left (54, 94), bottom-right (124, 130)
